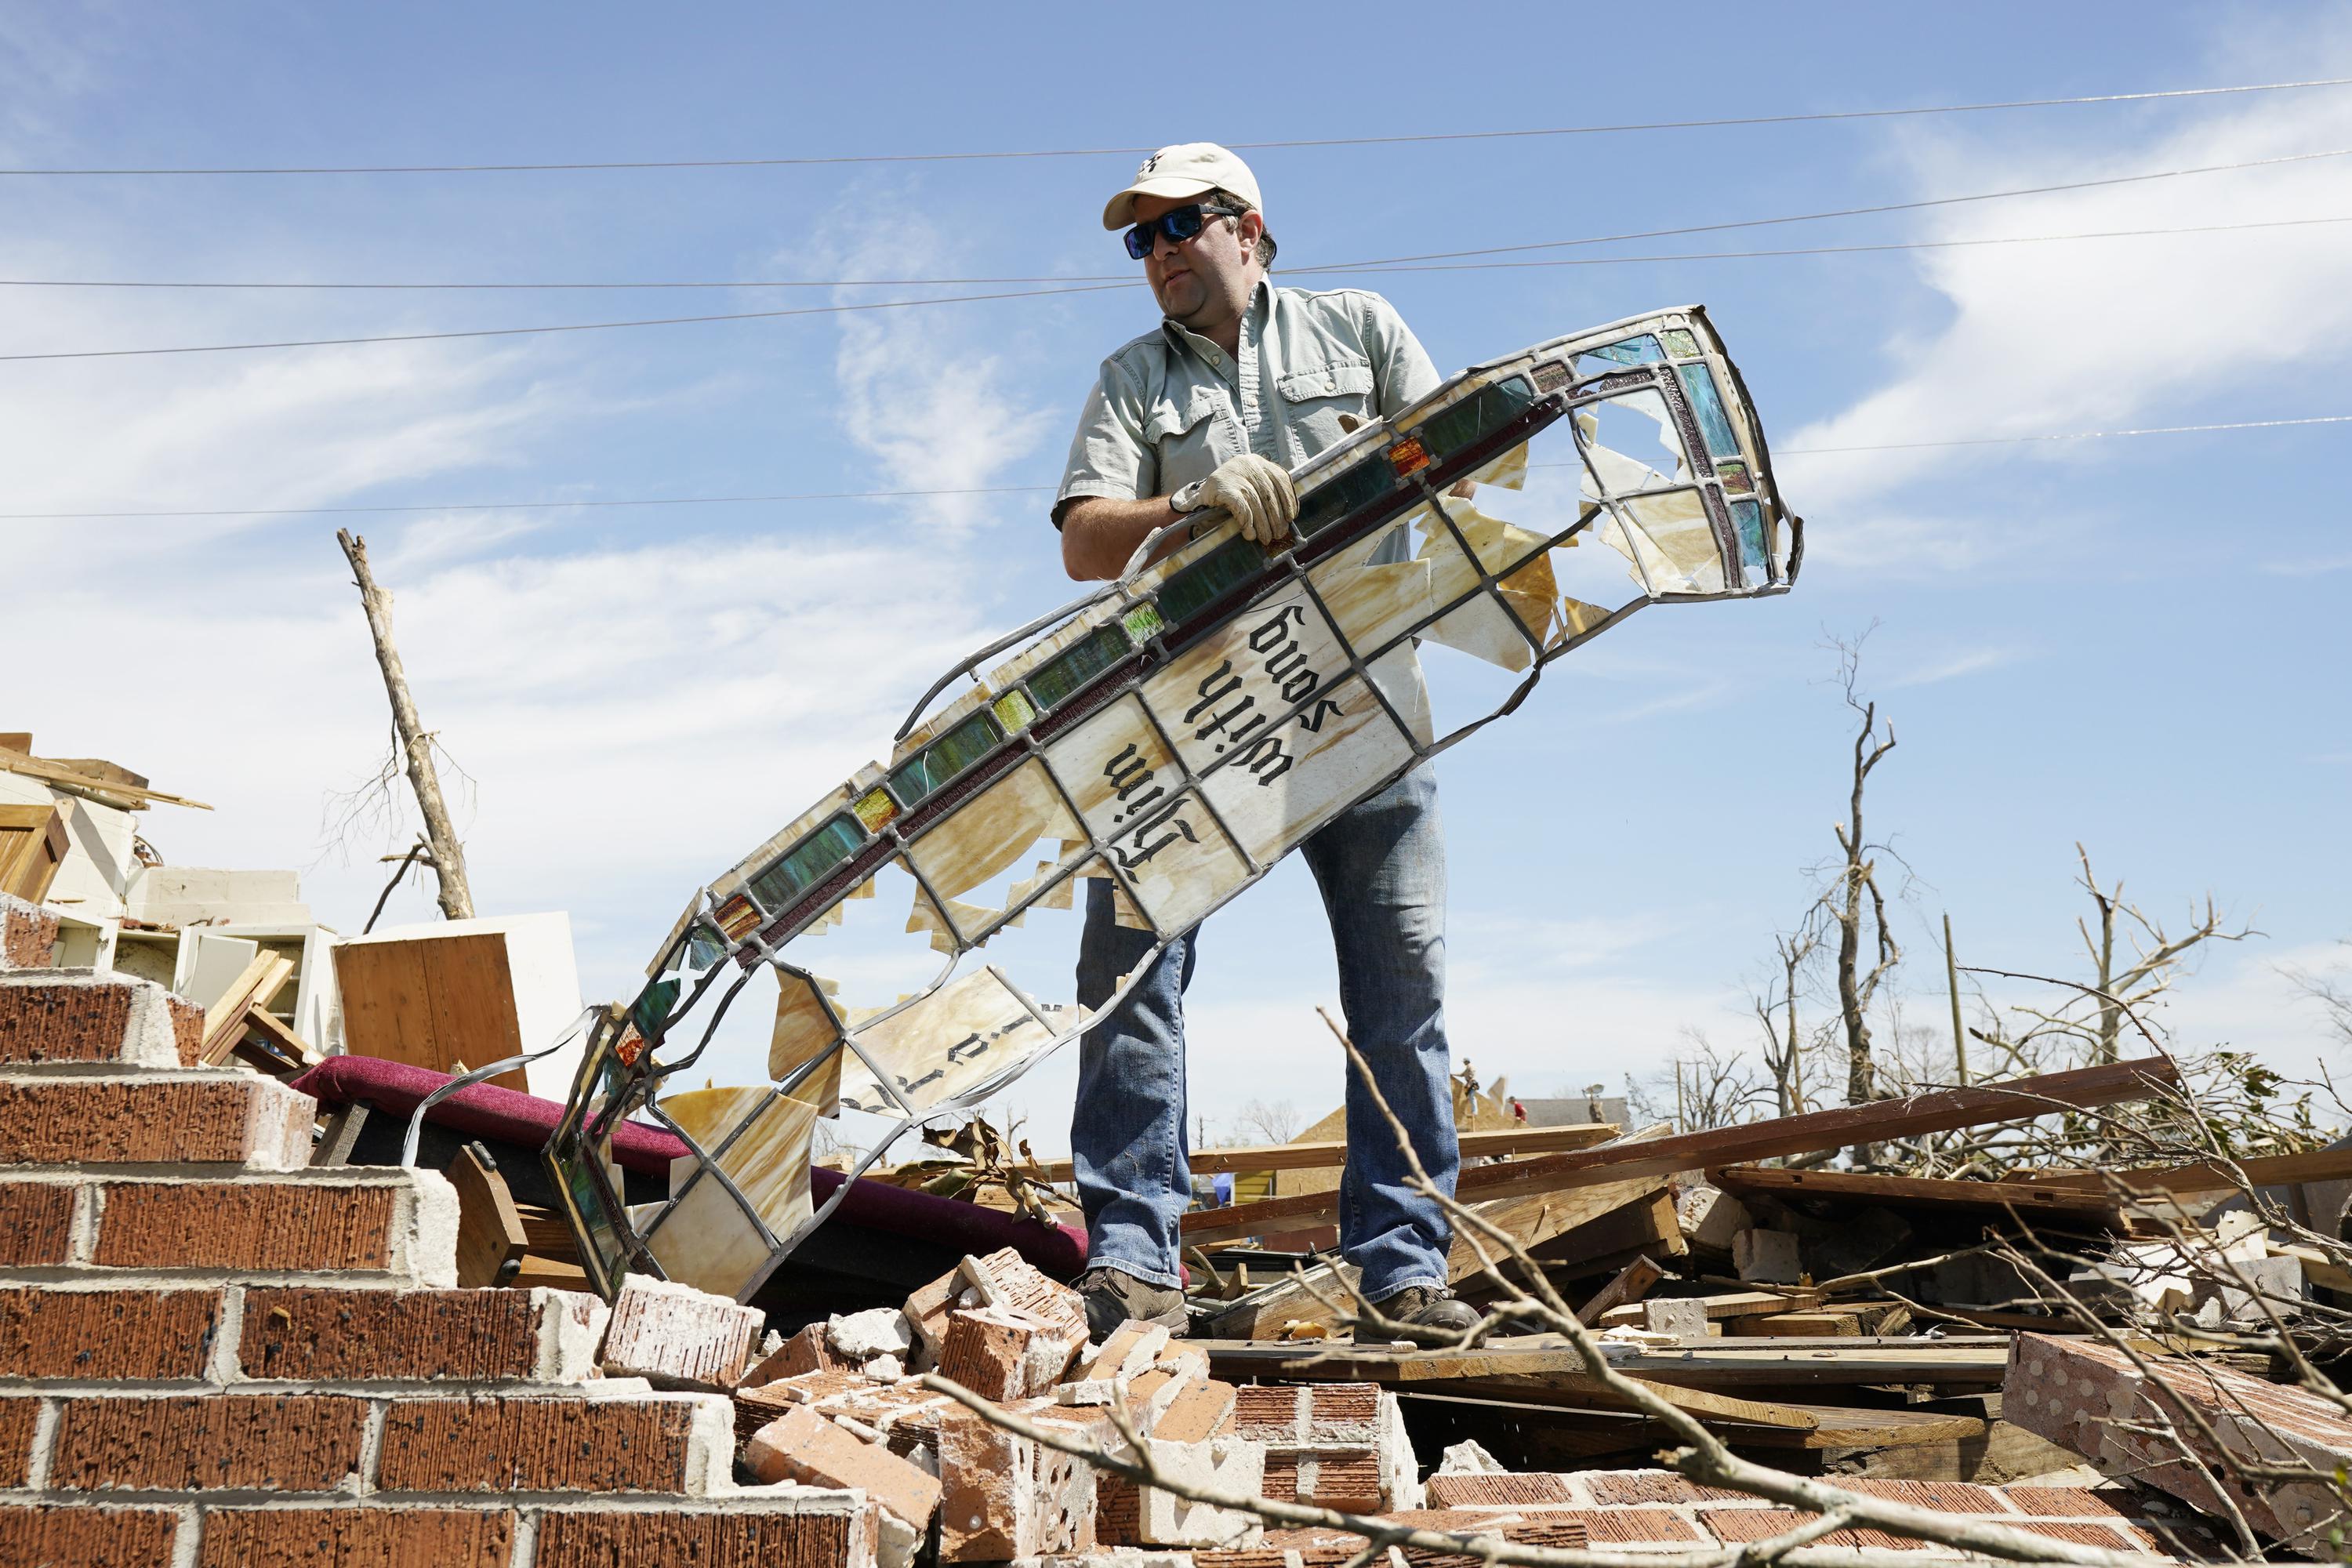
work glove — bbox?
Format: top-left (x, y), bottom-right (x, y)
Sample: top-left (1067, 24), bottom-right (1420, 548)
top-left (1185, 452), bottom-right (1297, 545)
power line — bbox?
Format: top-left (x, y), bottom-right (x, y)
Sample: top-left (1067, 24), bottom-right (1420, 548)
top-left (0, 281), bottom-right (1131, 363)
top-left (5, 77), bottom-right (2347, 175)
top-left (8, 414), bottom-right (2343, 521)
top-left (1781, 412), bottom-right (2352, 454)
top-left (1308, 145), bottom-right (2352, 272)
top-left (9, 213), bottom-right (2343, 292)
top-left (6, 147), bottom-right (2347, 363)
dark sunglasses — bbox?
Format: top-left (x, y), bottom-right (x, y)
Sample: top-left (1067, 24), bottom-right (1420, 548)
top-left (1123, 202), bottom-right (1246, 260)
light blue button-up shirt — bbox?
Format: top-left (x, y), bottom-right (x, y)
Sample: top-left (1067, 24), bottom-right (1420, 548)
top-left (1054, 278), bottom-right (1442, 525)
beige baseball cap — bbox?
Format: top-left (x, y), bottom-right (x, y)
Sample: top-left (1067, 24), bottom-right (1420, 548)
top-left (1102, 143), bottom-right (1273, 253)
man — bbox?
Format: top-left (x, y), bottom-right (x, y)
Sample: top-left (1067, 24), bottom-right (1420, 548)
top-left (1054, 143), bottom-right (1479, 1341)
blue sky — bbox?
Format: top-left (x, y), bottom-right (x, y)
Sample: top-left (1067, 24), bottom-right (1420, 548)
top-left (6, 2), bottom-right (2349, 1153)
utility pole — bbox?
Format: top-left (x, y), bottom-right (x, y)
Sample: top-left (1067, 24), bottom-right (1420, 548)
top-left (1944, 912), bottom-right (1968, 1087)
top-left (336, 530), bottom-right (475, 922)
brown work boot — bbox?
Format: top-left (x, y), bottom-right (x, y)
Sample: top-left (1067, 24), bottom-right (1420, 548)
top-left (1076, 1267), bottom-right (1189, 1341)
top-left (1369, 1285), bottom-right (1482, 1343)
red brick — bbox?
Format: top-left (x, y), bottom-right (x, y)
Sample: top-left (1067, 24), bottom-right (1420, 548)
top-left (52, 1393), bottom-right (368, 1491)
top-left (0, 1286), bottom-right (220, 1378)
top-left (1425, 1472), bottom-right (1576, 1507)
top-left (741, 1321), bottom-right (841, 1385)
top-left (598, 1275), bottom-right (760, 1390)
top-left (0, 1502), bottom-right (179, 1566)
top-left (240, 1286), bottom-right (560, 1381)
top-left (1565, 1508), bottom-right (1711, 1545)
top-left (165, 994), bottom-right (203, 1065)
top-left (746, 1403), bottom-right (942, 1531)
top-left (0, 979), bottom-right (133, 1064)
top-left (1998, 1484), bottom-right (2126, 1518)
top-left (0, 1075), bottom-right (310, 1166)
top-left (938, 1304), bottom-right (1082, 1400)
top-left (0, 1398), bottom-right (37, 1488)
top-left (1583, 1469), bottom-right (1749, 1504)
top-left (1261, 1450), bottom-right (1382, 1512)
top-left (0, 897), bottom-right (59, 969)
top-left (196, 1506), bottom-right (513, 1568)
top-left (0, 1181), bottom-right (74, 1265)
top-left (94, 1181), bottom-right (397, 1272)
top-left (376, 1394), bottom-right (712, 1493)
top-left (532, 1506), bottom-right (871, 1568)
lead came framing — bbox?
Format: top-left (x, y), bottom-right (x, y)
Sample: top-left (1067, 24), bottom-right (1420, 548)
top-left (550, 304), bottom-right (1804, 1301)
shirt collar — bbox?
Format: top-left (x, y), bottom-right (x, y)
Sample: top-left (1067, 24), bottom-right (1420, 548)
top-left (1158, 274), bottom-right (1273, 361)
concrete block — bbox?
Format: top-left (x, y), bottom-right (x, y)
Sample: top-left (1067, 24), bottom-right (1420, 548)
top-left (1679, 1184), bottom-right (1751, 1252)
top-left (829, 1306), bottom-right (916, 1362)
top-left (1641, 1297), bottom-right (1710, 1341)
top-left (1732, 1228), bottom-right (1802, 1284)
top-left (1099, 1434), bottom-right (1265, 1548)
top-left (2219, 1254), bottom-right (2305, 1322)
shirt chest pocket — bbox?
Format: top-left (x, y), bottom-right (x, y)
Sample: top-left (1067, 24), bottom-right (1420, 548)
top-left (1275, 358), bottom-right (1377, 462)
top-left (1143, 386), bottom-right (1229, 493)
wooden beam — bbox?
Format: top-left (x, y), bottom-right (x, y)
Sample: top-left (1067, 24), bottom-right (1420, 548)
top-left (1029, 1120), bottom-right (1621, 1184)
top-left (238, 1006), bottom-right (316, 1069)
top-left (1730, 1312), bottom-right (1861, 1338)
top-left (2017, 1145), bottom-right (2352, 1195)
top-left (1709, 1165), bottom-right (2132, 1218)
top-left (449, 1143), bottom-right (528, 1289)
top-left (0, 747), bottom-right (212, 811)
top-left (1575, 1254), bottom-right (1665, 1326)
top-left (198, 952), bottom-right (296, 1065)
top-left (1181, 1056), bottom-right (2179, 1243)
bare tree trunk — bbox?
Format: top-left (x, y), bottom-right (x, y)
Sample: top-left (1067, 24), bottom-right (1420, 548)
top-left (2077, 843), bottom-right (2121, 1065)
top-left (336, 530), bottom-right (476, 922)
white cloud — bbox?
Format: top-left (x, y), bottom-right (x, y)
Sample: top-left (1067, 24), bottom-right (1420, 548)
top-left (790, 201), bottom-right (1058, 531)
top-left (1883, 642), bottom-right (2028, 688)
top-left (1789, 38), bottom-right (2352, 529)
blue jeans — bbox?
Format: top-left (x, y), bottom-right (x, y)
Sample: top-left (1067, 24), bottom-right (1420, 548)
top-left (1069, 764), bottom-right (1458, 1301)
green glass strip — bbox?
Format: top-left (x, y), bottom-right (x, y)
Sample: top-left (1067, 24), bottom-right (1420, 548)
top-left (1661, 328), bottom-right (1701, 358)
top-left (1417, 376), bottom-right (1537, 462)
top-left (1294, 452), bottom-right (1397, 539)
top-left (1155, 535), bottom-right (1266, 626)
top-left (1027, 622), bottom-right (1132, 710)
top-left (748, 810), bottom-right (869, 911)
top-left (1122, 602), bottom-right (1164, 641)
top-left (887, 710), bottom-right (1004, 808)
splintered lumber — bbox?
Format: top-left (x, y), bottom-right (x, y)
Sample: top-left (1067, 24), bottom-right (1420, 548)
top-left (234, 1004), bottom-right (316, 1075)
top-left (1026, 1120), bottom-right (1621, 1183)
top-left (1730, 1312), bottom-right (1861, 1338)
top-left (1533, 1187), bottom-right (1686, 1267)
top-left (449, 1143), bottom-right (528, 1289)
top-left (2017, 1144), bottom-right (2352, 1195)
top-left (1606, 1338), bottom-right (2011, 1388)
top-left (1203, 1171), bottom-right (1670, 1339)
top-left (1180, 1055), bottom-right (2179, 1244)
top-left (1710, 1165), bottom-right (2135, 1218)
top-left (1575, 1255), bottom-right (1665, 1325)
top-left (1200, 1338), bottom-right (1822, 1428)
top-left (1596, 1290), bottom-right (1817, 1328)
top-left (198, 952), bottom-right (297, 1065)
top-left (1734, 1403), bottom-right (1989, 1451)
top-left (0, 746), bottom-right (214, 811)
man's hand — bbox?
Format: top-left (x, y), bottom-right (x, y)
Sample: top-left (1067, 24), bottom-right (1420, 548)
top-left (1189, 452), bottom-right (1297, 545)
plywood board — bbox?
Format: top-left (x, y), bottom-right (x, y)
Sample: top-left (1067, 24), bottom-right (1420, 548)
top-left (0, 803), bottom-right (67, 902)
top-left (332, 931), bottom-right (530, 1092)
